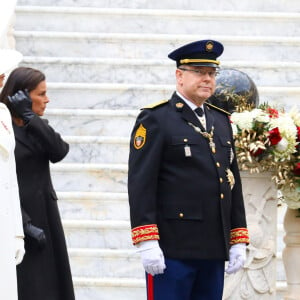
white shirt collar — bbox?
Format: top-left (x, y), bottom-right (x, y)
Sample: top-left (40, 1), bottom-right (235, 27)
top-left (176, 91), bottom-right (204, 111)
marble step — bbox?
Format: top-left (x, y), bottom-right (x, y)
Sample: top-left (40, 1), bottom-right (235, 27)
top-left (65, 226), bottom-right (287, 279)
top-left (15, 31), bottom-right (300, 61)
top-left (15, 7), bottom-right (300, 36)
top-left (73, 276), bottom-right (145, 300)
top-left (62, 219), bottom-right (131, 248)
top-left (74, 277), bottom-right (286, 300)
top-left (44, 95), bottom-right (299, 141)
top-left (68, 247), bottom-right (286, 280)
top-left (45, 83), bottom-right (300, 111)
top-left (69, 248), bottom-right (142, 279)
top-left (20, 57), bottom-right (300, 87)
top-left (57, 191), bottom-right (129, 220)
top-left (63, 136), bottom-right (129, 164)
top-left (44, 109), bottom-right (137, 136)
top-left (51, 163), bottom-right (127, 192)
top-left (16, 0), bottom-right (300, 12)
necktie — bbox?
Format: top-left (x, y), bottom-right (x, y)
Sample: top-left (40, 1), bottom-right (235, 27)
top-left (194, 107), bottom-right (206, 129)
top-left (194, 107), bottom-right (204, 117)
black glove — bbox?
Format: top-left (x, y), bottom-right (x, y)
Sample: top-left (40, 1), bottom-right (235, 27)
top-left (8, 90), bottom-right (35, 123)
top-left (24, 223), bottom-right (47, 249)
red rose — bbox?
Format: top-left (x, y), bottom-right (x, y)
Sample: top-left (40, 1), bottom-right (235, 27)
top-left (267, 107), bottom-right (279, 118)
top-left (294, 163), bottom-right (300, 176)
top-left (297, 126), bottom-right (300, 142)
top-left (268, 127), bottom-right (282, 145)
top-left (250, 148), bottom-right (264, 157)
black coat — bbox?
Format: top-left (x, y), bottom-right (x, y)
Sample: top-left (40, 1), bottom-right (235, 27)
top-left (14, 116), bottom-right (75, 300)
top-left (128, 92), bottom-right (248, 260)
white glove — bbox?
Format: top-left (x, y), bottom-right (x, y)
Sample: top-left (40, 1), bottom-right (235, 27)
top-left (136, 240), bottom-right (166, 276)
top-left (225, 243), bottom-right (246, 274)
top-left (15, 237), bottom-right (25, 265)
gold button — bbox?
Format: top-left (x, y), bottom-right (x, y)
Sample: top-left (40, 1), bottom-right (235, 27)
top-left (227, 141), bottom-right (231, 145)
top-left (220, 178), bottom-right (223, 183)
top-left (220, 193), bottom-right (224, 199)
top-left (183, 138), bottom-right (188, 142)
top-left (179, 213), bottom-right (184, 218)
top-left (216, 162), bottom-right (220, 167)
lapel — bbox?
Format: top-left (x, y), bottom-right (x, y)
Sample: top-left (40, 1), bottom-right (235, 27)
top-left (204, 103), bottom-right (215, 132)
top-left (170, 92), bottom-right (204, 130)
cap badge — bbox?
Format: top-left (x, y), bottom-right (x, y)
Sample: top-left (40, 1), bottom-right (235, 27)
top-left (134, 124), bottom-right (146, 149)
top-left (205, 41), bottom-right (214, 52)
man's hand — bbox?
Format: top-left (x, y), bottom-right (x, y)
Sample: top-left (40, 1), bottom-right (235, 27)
top-left (225, 243), bottom-right (246, 274)
top-left (15, 237), bottom-right (25, 265)
top-left (8, 90), bottom-right (35, 123)
top-left (136, 240), bottom-right (166, 276)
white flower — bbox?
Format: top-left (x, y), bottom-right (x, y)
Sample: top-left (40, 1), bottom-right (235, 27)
top-left (275, 138), bottom-right (288, 152)
top-left (269, 114), bottom-right (297, 139)
top-left (289, 106), bottom-right (300, 127)
top-left (281, 186), bottom-right (300, 209)
top-left (255, 111), bottom-right (270, 123)
top-left (250, 108), bottom-right (263, 117)
top-left (231, 111), bottom-right (254, 130)
top-left (269, 114), bottom-right (298, 159)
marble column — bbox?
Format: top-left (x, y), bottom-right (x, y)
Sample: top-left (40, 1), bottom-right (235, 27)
top-left (223, 171), bottom-right (277, 299)
top-left (282, 207), bottom-right (300, 300)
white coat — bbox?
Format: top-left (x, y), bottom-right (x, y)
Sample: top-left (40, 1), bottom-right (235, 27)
top-left (0, 103), bottom-right (24, 300)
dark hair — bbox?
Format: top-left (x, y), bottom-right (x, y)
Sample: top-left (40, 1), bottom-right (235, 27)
top-left (0, 67), bottom-right (45, 118)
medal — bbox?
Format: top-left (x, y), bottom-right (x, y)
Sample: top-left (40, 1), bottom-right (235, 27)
top-left (209, 138), bottom-right (216, 154)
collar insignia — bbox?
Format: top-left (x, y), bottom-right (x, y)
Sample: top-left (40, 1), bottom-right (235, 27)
top-left (176, 102), bottom-right (184, 110)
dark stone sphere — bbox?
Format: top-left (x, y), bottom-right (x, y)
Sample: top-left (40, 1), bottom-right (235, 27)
top-left (208, 68), bottom-right (259, 113)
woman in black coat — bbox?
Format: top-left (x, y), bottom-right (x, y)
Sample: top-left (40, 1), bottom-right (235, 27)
top-left (0, 67), bottom-right (75, 300)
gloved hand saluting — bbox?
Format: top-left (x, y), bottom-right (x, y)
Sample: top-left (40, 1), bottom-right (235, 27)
top-left (225, 243), bottom-right (247, 274)
top-left (15, 237), bottom-right (25, 265)
top-left (136, 240), bottom-right (166, 276)
top-left (8, 90), bottom-right (35, 123)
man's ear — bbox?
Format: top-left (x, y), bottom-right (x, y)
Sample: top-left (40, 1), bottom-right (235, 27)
top-left (176, 68), bottom-right (184, 85)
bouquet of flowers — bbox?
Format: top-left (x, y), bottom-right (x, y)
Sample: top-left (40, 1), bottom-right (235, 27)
top-left (228, 95), bottom-right (300, 209)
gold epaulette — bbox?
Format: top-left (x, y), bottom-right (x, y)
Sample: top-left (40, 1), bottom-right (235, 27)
top-left (142, 99), bottom-right (169, 110)
top-left (206, 102), bottom-right (231, 115)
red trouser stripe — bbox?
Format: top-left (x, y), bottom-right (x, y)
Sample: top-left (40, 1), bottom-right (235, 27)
top-left (147, 274), bottom-right (154, 300)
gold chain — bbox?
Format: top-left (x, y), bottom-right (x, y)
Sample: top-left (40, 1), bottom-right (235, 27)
top-left (188, 122), bottom-right (216, 153)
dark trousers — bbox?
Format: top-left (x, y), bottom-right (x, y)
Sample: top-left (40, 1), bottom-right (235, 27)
top-left (146, 258), bottom-right (225, 300)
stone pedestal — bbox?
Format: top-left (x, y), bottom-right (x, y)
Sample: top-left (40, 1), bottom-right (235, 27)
top-left (223, 172), bottom-right (277, 299)
top-left (283, 208), bottom-right (300, 300)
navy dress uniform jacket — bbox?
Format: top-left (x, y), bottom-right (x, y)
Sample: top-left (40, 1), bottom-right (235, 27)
top-left (128, 92), bottom-right (249, 261)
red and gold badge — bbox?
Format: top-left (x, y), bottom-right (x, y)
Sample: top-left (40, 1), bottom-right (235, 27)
top-left (134, 124), bottom-right (146, 149)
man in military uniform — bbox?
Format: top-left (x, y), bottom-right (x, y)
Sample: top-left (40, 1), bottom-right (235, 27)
top-left (128, 39), bottom-right (249, 300)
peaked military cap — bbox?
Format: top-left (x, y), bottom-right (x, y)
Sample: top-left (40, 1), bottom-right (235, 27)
top-left (168, 39), bottom-right (224, 68)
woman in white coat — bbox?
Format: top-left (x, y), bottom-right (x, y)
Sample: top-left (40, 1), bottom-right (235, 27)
top-left (0, 49), bottom-right (25, 300)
